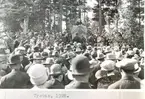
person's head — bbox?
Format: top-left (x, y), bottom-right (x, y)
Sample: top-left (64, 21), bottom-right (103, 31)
top-left (104, 46), bottom-right (111, 54)
top-left (97, 53), bottom-right (105, 62)
top-left (43, 58), bottom-right (54, 68)
top-left (32, 52), bottom-right (44, 64)
top-left (83, 52), bottom-right (92, 60)
top-left (14, 46), bottom-right (26, 56)
top-left (41, 52), bottom-right (48, 61)
top-left (8, 54), bottom-right (22, 70)
top-left (133, 47), bottom-right (140, 55)
top-left (91, 51), bottom-right (97, 59)
top-left (28, 64), bottom-right (48, 86)
top-left (71, 55), bottom-right (92, 82)
top-left (125, 50), bottom-right (134, 58)
top-left (49, 64), bottom-right (63, 82)
top-left (52, 51), bottom-right (59, 58)
top-left (116, 59), bottom-right (139, 76)
top-left (33, 46), bottom-right (40, 52)
top-left (75, 47), bottom-right (82, 55)
top-left (106, 53), bottom-right (117, 62)
top-left (100, 60), bottom-right (115, 76)
top-left (86, 45), bottom-right (92, 52)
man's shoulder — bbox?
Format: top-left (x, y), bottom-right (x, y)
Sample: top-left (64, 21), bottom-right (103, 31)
top-left (44, 79), bottom-right (64, 89)
top-left (65, 81), bottom-right (75, 89)
top-left (108, 80), bottom-right (121, 89)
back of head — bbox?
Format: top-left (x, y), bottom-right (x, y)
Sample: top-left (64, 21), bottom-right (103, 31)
top-left (28, 64), bottom-right (48, 86)
top-left (8, 54), bottom-right (21, 70)
top-left (71, 55), bottom-right (91, 75)
top-left (100, 60), bottom-right (115, 71)
top-left (50, 64), bottom-right (62, 76)
top-left (116, 59), bottom-right (137, 73)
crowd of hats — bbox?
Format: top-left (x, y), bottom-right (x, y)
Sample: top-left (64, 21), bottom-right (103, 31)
top-left (0, 40), bottom-right (144, 89)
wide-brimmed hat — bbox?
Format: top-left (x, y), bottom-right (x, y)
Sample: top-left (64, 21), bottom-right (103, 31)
top-left (116, 59), bottom-right (138, 72)
top-left (8, 54), bottom-right (21, 65)
top-left (49, 64), bottom-right (62, 75)
top-left (100, 60), bottom-right (115, 71)
top-left (106, 53), bottom-right (116, 60)
top-left (71, 55), bottom-right (92, 75)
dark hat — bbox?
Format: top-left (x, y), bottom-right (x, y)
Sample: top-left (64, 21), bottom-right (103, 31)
top-left (91, 51), bottom-right (97, 58)
top-left (71, 55), bottom-right (92, 75)
top-left (41, 52), bottom-right (48, 59)
top-left (49, 64), bottom-right (62, 75)
top-left (8, 54), bottom-right (21, 65)
top-left (116, 59), bottom-right (138, 72)
top-left (33, 46), bottom-right (39, 52)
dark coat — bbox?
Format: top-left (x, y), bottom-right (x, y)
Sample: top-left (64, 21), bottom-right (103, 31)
top-left (0, 69), bottom-right (30, 89)
top-left (44, 79), bottom-right (64, 89)
top-left (108, 75), bottom-right (140, 89)
top-left (65, 81), bottom-right (91, 89)
top-left (95, 70), bottom-right (121, 89)
top-left (21, 56), bottom-right (30, 68)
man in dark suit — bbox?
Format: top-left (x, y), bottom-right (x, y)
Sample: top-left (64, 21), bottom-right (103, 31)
top-left (65, 55), bottom-right (92, 89)
top-left (0, 54), bottom-right (30, 89)
top-left (45, 64), bottom-right (64, 89)
top-left (108, 59), bottom-right (141, 89)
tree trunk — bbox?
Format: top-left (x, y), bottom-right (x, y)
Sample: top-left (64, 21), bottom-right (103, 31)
top-left (23, 16), bottom-right (29, 34)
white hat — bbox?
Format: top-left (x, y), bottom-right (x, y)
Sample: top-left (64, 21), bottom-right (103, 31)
top-left (28, 64), bottom-right (48, 86)
top-left (16, 46), bottom-right (26, 51)
top-left (100, 60), bottom-right (115, 71)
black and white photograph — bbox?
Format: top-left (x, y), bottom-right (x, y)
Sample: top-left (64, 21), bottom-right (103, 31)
top-left (0, 0), bottom-right (144, 89)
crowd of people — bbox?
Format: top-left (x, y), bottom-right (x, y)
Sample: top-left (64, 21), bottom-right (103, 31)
top-left (0, 34), bottom-right (144, 89)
